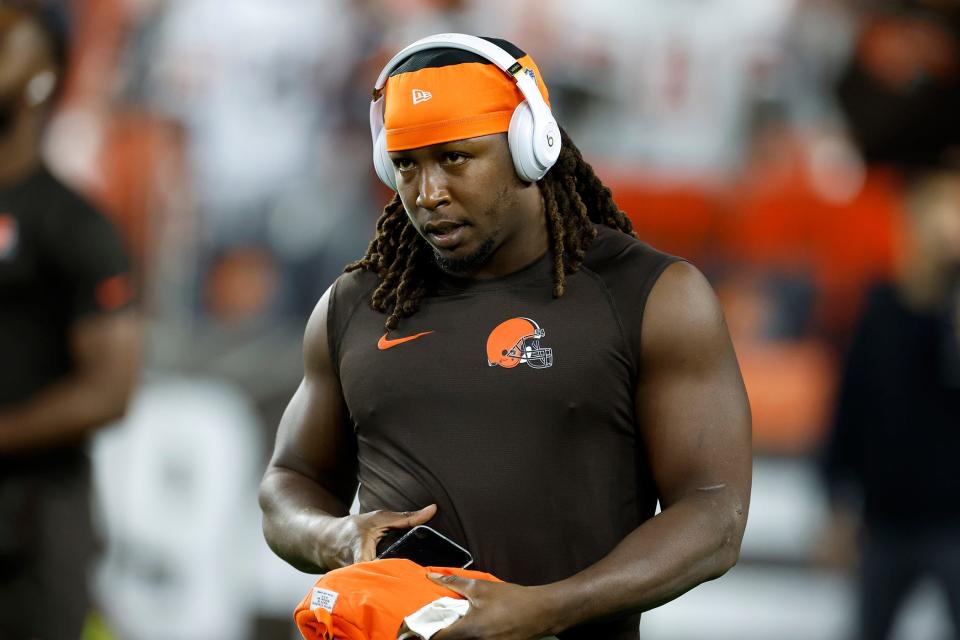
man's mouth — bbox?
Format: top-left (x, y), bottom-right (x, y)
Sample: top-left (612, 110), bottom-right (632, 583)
top-left (423, 220), bottom-right (468, 249)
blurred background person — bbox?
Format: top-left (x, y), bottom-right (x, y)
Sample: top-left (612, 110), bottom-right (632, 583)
top-left (820, 1), bottom-right (960, 639)
top-left (821, 168), bottom-right (960, 640)
top-left (109, 0), bottom-right (377, 443)
top-left (0, 2), bottom-right (141, 638)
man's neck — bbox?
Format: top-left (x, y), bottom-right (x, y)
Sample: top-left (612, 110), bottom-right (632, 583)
top-left (0, 131), bottom-right (43, 188)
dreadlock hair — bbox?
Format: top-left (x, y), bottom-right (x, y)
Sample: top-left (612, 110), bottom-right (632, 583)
top-left (345, 125), bottom-right (636, 332)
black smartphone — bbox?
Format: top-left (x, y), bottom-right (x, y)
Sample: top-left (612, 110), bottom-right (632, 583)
top-left (376, 525), bottom-right (473, 568)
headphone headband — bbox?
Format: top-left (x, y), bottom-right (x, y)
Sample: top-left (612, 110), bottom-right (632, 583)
top-left (374, 33), bottom-right (528, 91)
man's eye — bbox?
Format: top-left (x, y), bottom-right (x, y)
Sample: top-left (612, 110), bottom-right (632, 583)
top-left (443, 152), bottom-right (466, 164)
top-left (393, 159), bottom-right (414, 171)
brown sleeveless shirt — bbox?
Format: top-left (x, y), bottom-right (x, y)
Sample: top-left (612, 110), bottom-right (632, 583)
top-left (328, 224), bottom-right (680, 638)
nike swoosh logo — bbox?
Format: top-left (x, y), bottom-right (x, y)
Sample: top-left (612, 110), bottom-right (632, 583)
top-left (377, 331), bottom-right (434, 350)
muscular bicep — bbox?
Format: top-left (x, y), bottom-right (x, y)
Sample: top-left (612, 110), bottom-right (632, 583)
top-left (268, 287), bottom-right (358, 506)
top-left (70, 309), bottom-right (142, 409)
top-left (636, 262), bottom-right (752, 516)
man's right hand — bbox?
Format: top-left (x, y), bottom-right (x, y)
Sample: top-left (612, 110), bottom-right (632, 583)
top-left (329, 504), bottom-right (437, 568)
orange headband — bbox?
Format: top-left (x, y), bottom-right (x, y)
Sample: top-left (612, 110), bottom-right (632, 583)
top-left (383, 53), bottom-right (551, 152)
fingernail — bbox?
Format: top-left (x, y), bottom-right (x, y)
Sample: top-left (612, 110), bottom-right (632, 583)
top-left (427, 572), bottom-right (442, 579)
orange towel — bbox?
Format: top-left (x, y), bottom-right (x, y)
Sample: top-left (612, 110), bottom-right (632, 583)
top-left (294, 558), bottom-right (501, 640)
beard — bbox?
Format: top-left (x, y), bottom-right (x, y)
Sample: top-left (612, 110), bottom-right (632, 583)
top-left (416, 180), bottom-right (520, 276)
top-left (432, 235), bottom-right (496, 275)
top-left (430, 183), bottom-right (513, 276)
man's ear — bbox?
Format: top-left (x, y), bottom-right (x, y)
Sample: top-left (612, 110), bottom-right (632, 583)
top-left (24, 69), bottom-right (57, 107)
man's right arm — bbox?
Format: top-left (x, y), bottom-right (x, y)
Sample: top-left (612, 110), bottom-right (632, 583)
top-left (258, 286), bottom-right (435, 573)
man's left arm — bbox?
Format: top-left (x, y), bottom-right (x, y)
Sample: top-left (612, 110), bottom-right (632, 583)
top-left (432, 261), bottom-right (752, 639)
top-left (0, 309), bottom-right (142, 453)
top-left (0, 203), bottom-right (142, 454)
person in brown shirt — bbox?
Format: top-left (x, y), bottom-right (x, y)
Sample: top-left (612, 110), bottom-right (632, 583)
top-left (0, 6), bottom-right (141, 637)
top-left (260, 34), bottom-right (751, 639)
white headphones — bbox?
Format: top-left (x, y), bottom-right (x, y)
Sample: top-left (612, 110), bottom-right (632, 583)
top-left (370, 33), bottom-right (561, 190)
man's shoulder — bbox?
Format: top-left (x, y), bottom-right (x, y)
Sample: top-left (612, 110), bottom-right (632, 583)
top-left (583, 223), bottom-right (681, 286)
top-left (332, 267), bottom-right (379, 298)
top-left (578, 225), bottom-right (686, 367)
top-left (27, 169), bottom-right (121, 249)
top-left (327, 267), bottom-right (380, 320)
top-left (31, 167), bottom-right (103, 216)
top-left (4, 167), bottom-right (105, 228)
top-left (13, 169), bottom-right (130, 280)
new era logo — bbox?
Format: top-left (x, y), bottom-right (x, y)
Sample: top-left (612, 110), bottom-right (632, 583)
top-left (412, 89), bottom-right (432, 105)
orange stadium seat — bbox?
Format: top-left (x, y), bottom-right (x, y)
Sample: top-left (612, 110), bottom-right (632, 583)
top-left (602, 170), bottom-right (722, 263)
top-left (723, 165), bottom-right (903, 336)
top-left (805, 169), bottom-right (904, 335)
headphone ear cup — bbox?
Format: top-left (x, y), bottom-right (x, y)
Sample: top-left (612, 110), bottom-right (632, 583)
top-left (373, 127), bottom-right (397, 191)
top-left (509, 101), bottom-right (560, 182)
top-left (508, 100), bottom-right (538, 182)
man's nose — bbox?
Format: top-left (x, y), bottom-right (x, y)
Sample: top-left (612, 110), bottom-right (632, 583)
top-left (415, 165), bottom-right (450, 211)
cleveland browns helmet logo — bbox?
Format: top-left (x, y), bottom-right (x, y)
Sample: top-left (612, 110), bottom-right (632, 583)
top-left (486, 317), bottom-right (553, 369)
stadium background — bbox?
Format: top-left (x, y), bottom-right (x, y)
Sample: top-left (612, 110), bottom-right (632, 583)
top-left (25, 0), bottom-right (956, 637)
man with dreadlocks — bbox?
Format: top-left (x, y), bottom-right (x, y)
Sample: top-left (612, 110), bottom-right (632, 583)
top-left (260, 34), bottom-right (751, 639)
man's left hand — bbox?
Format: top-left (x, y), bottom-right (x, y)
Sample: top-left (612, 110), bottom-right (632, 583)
top-left (427, 573), bottom-right (558, 640)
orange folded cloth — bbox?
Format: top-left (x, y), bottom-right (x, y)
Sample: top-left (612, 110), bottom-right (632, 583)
top-left (294, 558), bottom-right (501, 640)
